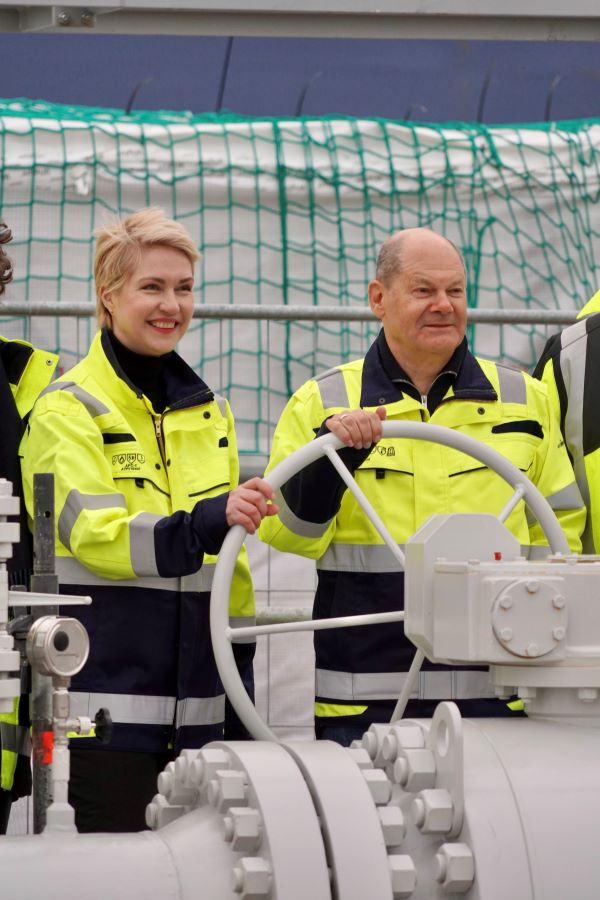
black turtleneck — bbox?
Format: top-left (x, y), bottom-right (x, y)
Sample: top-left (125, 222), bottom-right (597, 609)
top-left (106, 329), bottom-right (171, 413)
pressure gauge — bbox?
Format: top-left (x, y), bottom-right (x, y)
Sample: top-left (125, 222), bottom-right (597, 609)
top-left (26, 616), bottom-right (89, 677)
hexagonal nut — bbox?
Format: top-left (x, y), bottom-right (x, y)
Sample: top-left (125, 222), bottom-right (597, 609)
top-left (378, 804), bottom-right (406, 847)
top-left (391, 724), bottom-right (426, 751)
top-left (389, 854), bottom-right (417, 898)
top-left (493, 685), bottom-right (515, 700)
top-left (361, 729), bottom-right (380, 760)
top-left (518, 686), bottom-right (537, 700)
top-left (156, 760), bottom-right (197, 805)
top-left (362, 768), bottom-right (392, 805)
top-left (228, 807), bottom-right (262, 853)
top-left (231, 857), bottom-right (272, 898)
top-left (222, 814), bottom-right (235, 843)
top-left (173, 754), bottom-right (190, 782)
top-left (381, 731), bottom-right (400, 763)
top-left (157, 762), bottom-right (175, 797)
top-left (190, 748), bottom-right (231, 788)
top-left (145, 794), bottom-right (186, 830)
top-left (392, 748), bottom-right (436, 792)
top-left (361, 722), bottom-right (398, 766)
top-left (435, 842), bottom-right (475, 893)
top-left (174, 748), bottom-right (201, 786)
top-left (345, 746), bottom-right (374, 769)
top-left (166, 780), bottom-right (198, 807)
top-left (207, 769), bottom-right (247, 812)
top-left (411, 789), bottom-right (454, 834)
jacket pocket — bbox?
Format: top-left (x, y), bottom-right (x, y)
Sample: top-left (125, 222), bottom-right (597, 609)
top-left (183, 453), bottom-right (231, 499)
top-left (445, 436), bottom-right (537, 478)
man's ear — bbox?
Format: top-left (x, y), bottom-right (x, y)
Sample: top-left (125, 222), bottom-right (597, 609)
top-left (368, 279), bottom-right (385, 320)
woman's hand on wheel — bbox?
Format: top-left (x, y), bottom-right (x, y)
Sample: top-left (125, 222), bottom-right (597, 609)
top-left (226, 477), bottom-right (279, 533)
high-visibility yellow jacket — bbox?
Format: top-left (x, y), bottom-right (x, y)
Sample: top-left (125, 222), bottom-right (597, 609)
top-left (577, 289), bottom-right (600, 319)
top-left (534, 295), bottom-right (600, 553)
top-left (260, 335), bottom-right (584, 731)
top-left (21, 329), bottom-right (255, 753)
top-left (0, 335), bottom-right (58, 795)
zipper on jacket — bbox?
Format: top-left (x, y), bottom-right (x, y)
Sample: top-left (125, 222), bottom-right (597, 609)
top-left (154, 414), bottom-right (168, 470)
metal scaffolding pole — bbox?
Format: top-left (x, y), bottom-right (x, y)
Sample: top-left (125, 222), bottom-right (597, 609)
top-left (0, 302), bottom-right (581, 326)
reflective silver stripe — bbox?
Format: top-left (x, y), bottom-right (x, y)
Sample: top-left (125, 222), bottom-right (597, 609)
top-left (317, 543), bottom-right (404, 573)
top-left (496, 365), bottom-right (526, 405)
top-left (41, 380), bottom-right (110, 417)
top-left (0, 722), bottom-right (31, 757)
top-left (175, 695), bottom-right (225, 728)
top-left (560, 319), bottom-right (594, 551)
top-left (129, 512), bottom-right (161, 577)
top-left (276, 489), bottom-right (333, 539)
top-left (524, 480), bottom-right (583, 532)
top-left (59, 490), bottom-right (127, 552)
top-left (315, 368), bottom-right (350, 410)
top-left (55, 555), bottom-right (215, 593)
top-left (55, 555), bottom-right (179, 591)
top-left (214, 393), bottom-right (228, 418)
top-left (229, 615), bottom-right (257, 645)
top-left (561, 316), bottom-right (589, 353)
top-left (70, 692), bottom-right (175, 725)
top-left (546, 480), bottom-right (584, 510)
top-left (181, 563), bottom-right (215, 594)
top-left (315, 668), bottom-right (494, 702)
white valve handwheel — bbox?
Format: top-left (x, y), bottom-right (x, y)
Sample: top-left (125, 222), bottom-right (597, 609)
top-left (211, 421), bottom-right (570, 742)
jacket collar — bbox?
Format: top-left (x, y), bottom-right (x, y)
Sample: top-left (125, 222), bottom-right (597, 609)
top-left (97, 328), bottom-right (214, 411)
top-left (0, 337), bottom-right (33, 387)
top-left (452, 348), bottom-right (497, 401)
top-left (360, 331), bottom-right (496, 407)
top-left (0, 335), bottom-right (58, 419)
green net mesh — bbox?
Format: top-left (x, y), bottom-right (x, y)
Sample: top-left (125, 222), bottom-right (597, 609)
top-left (1, 98), bottom-right (599, 458)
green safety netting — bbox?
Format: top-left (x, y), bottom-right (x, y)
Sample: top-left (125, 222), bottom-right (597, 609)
top-left (1, 98), bottom-right (599, 457)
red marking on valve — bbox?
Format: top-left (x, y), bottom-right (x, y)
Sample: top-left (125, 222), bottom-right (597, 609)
top-left (33, 731), bottom-right (53, 765)
top-left (494, 551), bottom-right (502, 561)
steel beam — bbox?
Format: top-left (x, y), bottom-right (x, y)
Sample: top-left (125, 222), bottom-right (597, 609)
top-left (0, 1), bottom-right (598, 39)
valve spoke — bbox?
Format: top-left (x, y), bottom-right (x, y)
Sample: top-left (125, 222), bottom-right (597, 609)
top-left (227, 609), bottom-right (405, 642)
top-left (497, 483), bottom-right (526, 524)
top-left (322, 444), bottom-right (406, 569)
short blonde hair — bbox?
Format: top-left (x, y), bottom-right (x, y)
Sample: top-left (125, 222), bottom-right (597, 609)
top-left (94, 207), bottom-right (201, 327)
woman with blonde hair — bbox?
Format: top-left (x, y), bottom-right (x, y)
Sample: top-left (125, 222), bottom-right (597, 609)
top-left (21, 208), bottom-right (277, 832)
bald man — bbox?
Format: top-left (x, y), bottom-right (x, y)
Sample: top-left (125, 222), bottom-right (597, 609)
top-left (260, 228), bottom-right (584, 745)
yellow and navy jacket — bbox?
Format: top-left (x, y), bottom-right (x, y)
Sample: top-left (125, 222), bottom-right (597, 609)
top-left (576, 289), bottom-right (600, 319)
top-left (0, 335), bottom-right (58, 797)
top-left (21, 329), bottom-right (255, 754)
top-left (533, 294), bottom-right (600, 553)
top-left (260, 334), bottom-right (584, 731)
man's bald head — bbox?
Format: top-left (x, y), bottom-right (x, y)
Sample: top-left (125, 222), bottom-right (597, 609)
top-left (375, 228), bottom-right (466, 287)
top-left (368, 227), bottom-right (468, 391)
